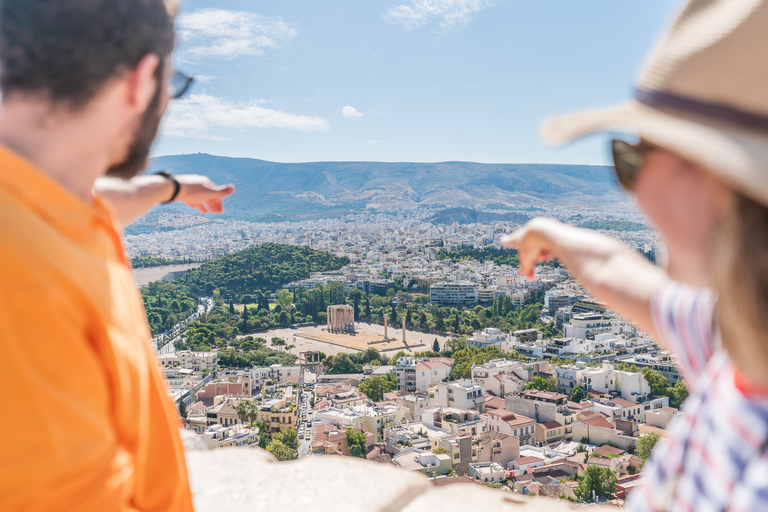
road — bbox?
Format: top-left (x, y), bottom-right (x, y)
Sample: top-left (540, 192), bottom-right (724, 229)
top-left (297, 387), bottom-right (314, 459)
top-left (153, 297), bottom-right (214, 354)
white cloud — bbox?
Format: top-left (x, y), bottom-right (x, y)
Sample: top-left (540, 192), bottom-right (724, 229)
top-left (178, 9), bottom-right (297, 59)
top-left (362, 139), bottom-right (385, 144)
top-left (342, 106), bottom-right (364, 118)
top-left (385, 0), bottom-right (490, 30)
top-left (162, 93), bottom-right (330, 139)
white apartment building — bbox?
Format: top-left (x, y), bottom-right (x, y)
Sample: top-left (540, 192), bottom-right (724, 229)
top-left (430, 281), bottom-right (479, 307)
top-left (564, 312), bottom-right (613, 340)
top-left (251, 364), bottom-right (301, 392)
top-left (466, 328), bottom-right (509, 350)
top-left (581, 362), bottom-right (651, 402)
top-left (544, 337), bottom-right (597, 357)
top-left (158, 350), bottom-right (217, 372)
top-left (471, 358), bottom-right (523, 381)
top-left (394, 357), bottom-right (454, 393)
top-left (353, 403), bottom-right (407, 443)
top-left (478, 285), bottom-right (504, 305)
top-left (436, 379), bottom-right (486, 412)
top-left (555, 361), bottom-right (589, 394)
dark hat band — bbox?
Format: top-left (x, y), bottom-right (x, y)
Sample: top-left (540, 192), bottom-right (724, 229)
top-left (637, 88), bottom-right (768, 132)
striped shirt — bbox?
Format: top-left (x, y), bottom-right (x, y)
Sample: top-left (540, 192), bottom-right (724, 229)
top-left (626, 281), bottom-right (768, 512)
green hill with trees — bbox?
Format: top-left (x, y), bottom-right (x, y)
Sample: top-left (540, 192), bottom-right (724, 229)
top-left (177, 243), bottom-right (349, 301)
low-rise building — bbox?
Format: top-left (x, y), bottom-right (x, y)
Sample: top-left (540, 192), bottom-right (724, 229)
top-left (394, 357), bottom-right (454, 393)
top-left (485, 409), bottom-right (536, 445)
top-left (251, 364), bottom-right (301, 392)
top-left (205, 397), bottom-right (242, 427)
top-left (422, 407), bottom-right (486, 437)
top-left (475, 430), bottom-right (520, 468)
top-left (436, 379), bottom-right (485, 412)
top-left (564, 313), bottom-right (613, 340)
top-left (580, 362), bottom-right (651, 402)
top-left (468, 462), bottom-right (506, 483)
top-left (201, 423), bottom-right (259, 449)
top-left (159, 350), bottom-right (217, 373)
top-left (392, 449), bottom-right (453, 476)
top-left (505, 390), bottom-right (577, 440)
top-left (311, 424), bottom-right (373, 456)
top-left (534, 421), bottom-right (565, 446)
top-left (258, 396), bottom-right (299, 434)
top-left (466, 328), bottom-right (509, 350)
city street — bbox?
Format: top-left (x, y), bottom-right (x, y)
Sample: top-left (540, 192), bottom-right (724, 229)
top-left (154, 297), bottom-right (214, 354)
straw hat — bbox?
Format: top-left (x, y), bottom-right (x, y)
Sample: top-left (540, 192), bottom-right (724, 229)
top-left (541, 0), bottom-right (768, 206)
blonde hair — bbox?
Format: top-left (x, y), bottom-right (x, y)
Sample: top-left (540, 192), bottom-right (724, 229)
top-left (715, 193), bottom-right (768, 374)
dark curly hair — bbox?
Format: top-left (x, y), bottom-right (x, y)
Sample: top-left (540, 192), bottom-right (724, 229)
top-left (0, 0), bottom-right (176, 109)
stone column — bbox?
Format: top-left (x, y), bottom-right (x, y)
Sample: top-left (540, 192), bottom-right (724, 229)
top-left (384, 315), bottom-right (388, 340)
top-left (402, 317), bottom-right (406, 344)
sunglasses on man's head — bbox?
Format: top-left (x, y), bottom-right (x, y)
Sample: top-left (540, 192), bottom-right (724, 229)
top-left (169, 71), bottom-right (194, 100)
top-left (610, 139), bottom-right (656, 191)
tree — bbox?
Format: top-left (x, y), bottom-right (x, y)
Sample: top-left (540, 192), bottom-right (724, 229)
top-left (570, 384), bottom-right (584, 403)
top-left (636, 433), bottom-right (661, 461)
top-left (642, 368), bottom-right (670, 397)
top-left (229, 301), bottom-right (235, 314)
top-left (246, 401), bottom-right (259, 426)
top-left (273, 428), bottom-right (300, 451)
top-left (433, 338), bottom-right (440, 352)
top-left (574, 466), bottom-right (618, 502)
top-left (235, 401), bottom-right (249, 424)
top-left (346, 426), bottom-right (368, 458)
top-left (256, 421), bottom-right (270, 449)
top-left (669, 379), bottom-right (689, 409)
top-left (358, 373), bottom-right (397, 402)
top-left (266, 439), bottom-right (298, 461)
top-left (178, 400), bottom-right (188, 423)
top-left (525, 376), bottom-right (554, 392)
top-left (276, 289), bottom-right (293, 312)
top-left (271, 337), bottom-right (286, 351)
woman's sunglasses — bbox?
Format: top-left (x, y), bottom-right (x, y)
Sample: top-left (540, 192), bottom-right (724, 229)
top-left (611, 139), bottom-right (655, 191)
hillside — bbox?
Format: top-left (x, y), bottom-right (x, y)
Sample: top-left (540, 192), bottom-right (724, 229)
top-left (177, 243), bottom-right (350, 301)
top-left (147, 154), bottom-right (629, 221)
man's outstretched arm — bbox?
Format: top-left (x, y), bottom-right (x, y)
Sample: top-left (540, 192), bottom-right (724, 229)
top-left (502, 217), bottom-right (668, 340)
top-left (94, 174), bottom-right (235, 226)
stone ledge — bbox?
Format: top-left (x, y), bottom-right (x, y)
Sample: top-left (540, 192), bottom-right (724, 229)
top-left (186, 447), bottom-right (579, 512)
top-left (186, 448), bottom-right (430, 512)
top-left (401, 484), bottom-right (578, 511)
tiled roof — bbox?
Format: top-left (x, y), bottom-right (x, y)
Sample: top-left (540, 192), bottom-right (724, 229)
top-left (594, 445), bottom-right (624, 457)
top-left (431, 476), bottom-right (482, 487)
top-left (540, 421), bottom-right (563, 430)
top-left (581, 416), bottom-right (615, 429)
top-left (485, 396), bottom-right (506, 411)
top-left (514, 456), bottom-right (544, 465)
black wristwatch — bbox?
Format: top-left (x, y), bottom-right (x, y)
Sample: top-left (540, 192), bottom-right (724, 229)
top-left (154, 171), bottom-right (181, 204)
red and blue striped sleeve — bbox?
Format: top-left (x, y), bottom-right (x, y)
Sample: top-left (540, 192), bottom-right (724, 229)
top-left (650, 280), bottom-right (718, 385)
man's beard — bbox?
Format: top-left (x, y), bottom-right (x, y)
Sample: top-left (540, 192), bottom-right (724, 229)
top-left (106, 79), bottom-right (163, 179)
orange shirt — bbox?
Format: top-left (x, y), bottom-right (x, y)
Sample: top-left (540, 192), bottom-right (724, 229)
top-left (0, 146), bottom-right (194, 512)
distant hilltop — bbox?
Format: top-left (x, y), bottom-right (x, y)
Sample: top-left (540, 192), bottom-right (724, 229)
top-left (147, 153), bottom-right (630, 222)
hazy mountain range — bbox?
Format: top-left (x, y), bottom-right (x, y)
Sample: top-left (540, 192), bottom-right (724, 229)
top-left (147, 153), bottom-right (630, 222)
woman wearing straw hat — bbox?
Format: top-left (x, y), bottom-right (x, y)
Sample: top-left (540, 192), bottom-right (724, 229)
top-left (502, 0), bottom-right (768, 509)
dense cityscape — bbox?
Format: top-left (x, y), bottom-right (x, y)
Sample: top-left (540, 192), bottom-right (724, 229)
top-left (133, 207), bottom-right (678, 507)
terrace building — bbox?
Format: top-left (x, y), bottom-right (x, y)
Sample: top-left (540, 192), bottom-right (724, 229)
top-left (505, 390), bottom-right (577, 440)
top-left (466, 328), bottom-right (508, 350)
top-left (429, 281), bottom-right (479, 307)
top-left (436, 379), bottom-right (486, 412)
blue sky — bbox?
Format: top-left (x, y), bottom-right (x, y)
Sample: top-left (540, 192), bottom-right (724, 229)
top-left (154, 0), bottom-right (678, 165)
